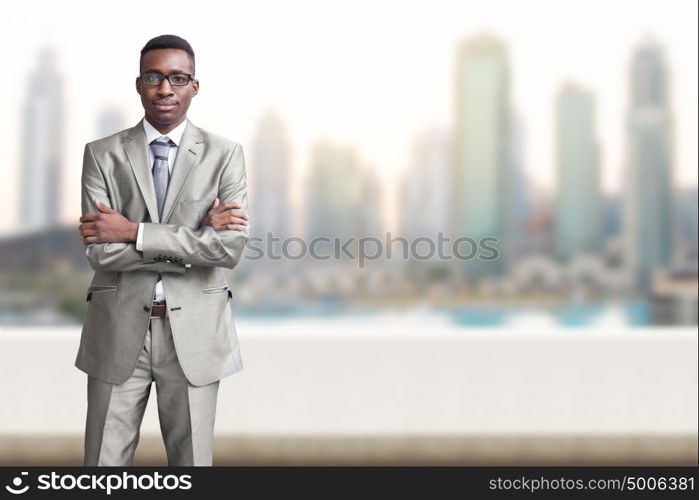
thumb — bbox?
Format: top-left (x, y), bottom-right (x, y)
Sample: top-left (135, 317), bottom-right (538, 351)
top-left (94, 197), bottom-right (114, 213)
top-left (213, 197), bottom-right (219, 208)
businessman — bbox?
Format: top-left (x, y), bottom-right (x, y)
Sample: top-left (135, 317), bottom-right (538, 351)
top-left (77, 34), bottom-right (250, 466)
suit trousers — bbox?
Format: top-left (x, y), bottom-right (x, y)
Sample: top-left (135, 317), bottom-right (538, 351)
top-left (83, 312), bottom-right (220, 466)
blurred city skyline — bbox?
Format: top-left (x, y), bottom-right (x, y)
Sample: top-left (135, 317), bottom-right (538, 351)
top-left (2, 2), bottom-right (696, 468)
top-left (1, 0), bottom-right (697, 237)
top-left (1, 0), bottom-right (697, 327)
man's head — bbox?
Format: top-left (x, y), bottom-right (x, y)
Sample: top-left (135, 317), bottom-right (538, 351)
top-left (136, 34), bottom-right (199, 133)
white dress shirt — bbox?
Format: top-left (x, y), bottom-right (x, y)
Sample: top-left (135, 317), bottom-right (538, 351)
top-left (136, 117), bottom-right (189, 302)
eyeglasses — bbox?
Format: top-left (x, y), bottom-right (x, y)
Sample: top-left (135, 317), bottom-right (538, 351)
top-left (139, 72), bottom-right (196, 86)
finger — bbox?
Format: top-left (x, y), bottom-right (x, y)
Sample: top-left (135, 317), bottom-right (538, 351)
top-left (227, 224), bottom-right (246, 231)
top-left (95, 199), bottom-right (115, 213)
top-left (219, 202), bottom-right (242, 210)
top-left (79, 222), bottom-right (97, 230)
top-left (84, 235), bottom-right (99, 243)
top-left (228, 216), bottom-right (248, 225)
top-left (228, 210), bottom-right (249, 220)
top-left (80, 229), bottom-right (99, 237)
top-left (212, 197), bottom-right (219, 208)
top-left (81, 214), bottom-right (99, 222)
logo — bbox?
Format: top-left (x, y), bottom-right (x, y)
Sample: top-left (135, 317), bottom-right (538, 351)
top-left (5, 472), bottom-right (29, 495)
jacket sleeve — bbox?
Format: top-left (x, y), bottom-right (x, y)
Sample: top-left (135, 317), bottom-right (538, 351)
top-left (81, 143), bottom-right (187, 274)
top-left (140, 142), bottom-right (250, 269)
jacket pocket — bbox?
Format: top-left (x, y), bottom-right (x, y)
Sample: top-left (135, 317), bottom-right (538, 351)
top-left (180, 197), bottom-right (216, 205)
top-left (86, 285), bottom-right (118, 301)
top-left (202, 284), bottom-right (228, 294)
top-left (176, 198), bottom-right (217, 229)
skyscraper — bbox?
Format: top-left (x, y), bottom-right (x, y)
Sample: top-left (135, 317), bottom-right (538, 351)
top-left (674, 187), bottom-right (698, 266)
top-left (305, 140), bottom-right (359, 244)
top-left (505, 114), bottom-right (531, 261)
top-left (399, 126), bottom-right (450, 243)
top-left (356, 165), bottom-right (384, 239)
top-left (554, 84), bottom-right (600, 261)
top-left (250, 110), bottom-right (293, 242)
top-left (452, 34), bottom-right (511, 281)
top-left (19, 49), bottom-right (65, 233)
top-left (624, 40), bottom-right (674, 293)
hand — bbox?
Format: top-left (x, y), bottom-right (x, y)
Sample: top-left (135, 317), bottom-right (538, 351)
top-left (200, 197), bottom-right (249, 231)
top-left (79, 198), bottom-right (139, 244)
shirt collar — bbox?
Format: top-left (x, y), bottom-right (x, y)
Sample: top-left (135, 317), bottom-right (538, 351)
top-left (142, 117), bottom-right (188, 147)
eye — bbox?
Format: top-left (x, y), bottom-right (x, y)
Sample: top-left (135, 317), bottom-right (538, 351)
top-left (142, 73), bottom-right (161, 84)
top-left (171, 75), bottom-right (188, 84)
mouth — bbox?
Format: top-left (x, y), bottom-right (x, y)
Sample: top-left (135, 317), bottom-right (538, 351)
top-left (153, 102), bottom-right (177, 112)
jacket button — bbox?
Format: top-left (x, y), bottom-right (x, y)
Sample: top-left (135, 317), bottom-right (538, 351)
top-left (143, 305), bottom-right (151, 312)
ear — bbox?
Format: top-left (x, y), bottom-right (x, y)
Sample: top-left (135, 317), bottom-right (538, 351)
top-left (135, 76), bottom-right (142, 95)
top-left (192, 79), bottom-right (199, 97)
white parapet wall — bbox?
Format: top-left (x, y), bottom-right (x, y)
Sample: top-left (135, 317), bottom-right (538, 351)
top-left (0, 316), bottom-right (697, 465)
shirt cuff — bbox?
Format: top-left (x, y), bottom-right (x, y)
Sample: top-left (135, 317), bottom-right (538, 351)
top-left (136, 223), bottom-right (144, 251)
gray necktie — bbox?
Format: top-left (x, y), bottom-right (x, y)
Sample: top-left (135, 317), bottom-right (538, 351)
top-left (149, 136), bottom-right (174, 221)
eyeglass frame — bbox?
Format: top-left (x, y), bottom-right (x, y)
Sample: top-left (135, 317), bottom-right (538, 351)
top-left (138, 72), bottom-right (198, 87)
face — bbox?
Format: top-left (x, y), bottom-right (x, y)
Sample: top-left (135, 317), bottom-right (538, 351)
top-left (136, 48), bottom-right (199, 133)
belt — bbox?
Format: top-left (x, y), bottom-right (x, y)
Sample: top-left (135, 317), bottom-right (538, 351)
top-left (150, 300), bottom-right (167, 319)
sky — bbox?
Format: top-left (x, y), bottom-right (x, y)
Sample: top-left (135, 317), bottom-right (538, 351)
top-left (1, 0), bottom-right (697, 235)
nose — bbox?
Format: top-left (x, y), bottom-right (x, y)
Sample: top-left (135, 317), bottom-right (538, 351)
top-left (156, 78), bottom-right (174, 97)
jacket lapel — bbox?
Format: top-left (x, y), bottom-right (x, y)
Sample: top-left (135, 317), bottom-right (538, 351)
top-left (123, 120), bottom-right (203, 224)
top-left (161, 122), bottom-right (203, 224)
top-left (124, 122), bottom-right (159, 223)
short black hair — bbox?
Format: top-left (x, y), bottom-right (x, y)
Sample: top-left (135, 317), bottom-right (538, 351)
top-left (140, 34), bottom-right (195, 75)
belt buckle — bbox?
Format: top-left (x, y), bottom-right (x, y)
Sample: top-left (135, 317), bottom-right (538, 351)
top-left (150, 300), bottom-right (166, 319)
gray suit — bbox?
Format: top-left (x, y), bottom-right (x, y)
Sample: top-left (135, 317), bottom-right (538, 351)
top-left (75, 120), bottom-right (248, 465)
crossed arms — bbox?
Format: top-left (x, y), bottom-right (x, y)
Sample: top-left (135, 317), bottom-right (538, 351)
top-left (79, 142), bottom-right (250, 273)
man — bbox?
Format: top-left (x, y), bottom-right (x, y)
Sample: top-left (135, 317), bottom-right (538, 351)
top-left (77, 34), bottom-right (250, 466)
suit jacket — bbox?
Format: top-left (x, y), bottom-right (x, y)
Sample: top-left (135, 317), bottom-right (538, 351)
top-left (75, 119), bottom-right (248, 387)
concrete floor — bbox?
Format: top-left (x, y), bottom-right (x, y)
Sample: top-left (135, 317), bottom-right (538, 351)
top-left (1, 321), bottom-right (696, 465)
top-left (1, 433), bottom-right (696, 466)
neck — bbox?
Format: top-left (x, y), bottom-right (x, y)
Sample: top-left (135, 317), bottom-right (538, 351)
top-left (146, 116), bottom-right (186, 135)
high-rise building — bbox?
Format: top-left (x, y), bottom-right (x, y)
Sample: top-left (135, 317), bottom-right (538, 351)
top-left (554, 84), bottom-right (600, 261)
top-left (674, 187), bottom-right (698, 266)
top-left (305, 141), bottom-right (359, 243)
top-left (19, 49), bottom-right (65, 233)
top-left (452, 34), bottom-right (511, 281)
top-left (505, 114), bottom-right (530, 260)
top-left (623, 40), bottom-right (674, 293)
top-left (249, 110), bottom-right (293, 242)
top-left (521, 184), bottom-right (555, 256)
top-left (602, 193), bottom-right (623, 242)
top-left (356, 165), bottom-right (384, 239)
top-left (399, 126), bottom-right (450, 244)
